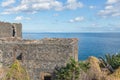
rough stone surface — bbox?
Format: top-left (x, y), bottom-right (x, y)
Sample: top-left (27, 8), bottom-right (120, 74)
top-left (0, 22), bottom-right (22, 38)
top-left (0, 22), bottom-right (78, 80)
top-left (87, 56), bottom-right (104, 80)
top-left (0, 38), bottom-right (78, 80)
top-left (106, 67), bottom-right (120, 80)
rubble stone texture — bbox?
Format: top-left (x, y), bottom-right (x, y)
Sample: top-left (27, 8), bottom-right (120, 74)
top-left (0, 22), bottom-right (78, 80)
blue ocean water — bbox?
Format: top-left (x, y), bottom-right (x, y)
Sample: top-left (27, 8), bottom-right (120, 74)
top-left (23, 33), bottom-right (120, 60)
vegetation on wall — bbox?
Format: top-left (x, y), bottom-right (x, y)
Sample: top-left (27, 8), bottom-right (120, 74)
top-left (99, 53), bottom-right (120, 73)
top-left (54, 58), bottom-right (89, 80)
top-left (2, 60), bottom-right (30, 80)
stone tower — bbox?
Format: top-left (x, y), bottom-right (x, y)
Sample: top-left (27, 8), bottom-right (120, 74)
top-left (0, 22), bottom-right (22, 38)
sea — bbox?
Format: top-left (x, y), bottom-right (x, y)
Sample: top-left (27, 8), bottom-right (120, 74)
top-left (23, 33), bottom-right (120, 60)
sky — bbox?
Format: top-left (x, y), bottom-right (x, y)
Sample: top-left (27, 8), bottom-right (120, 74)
top-left (0, 0), bottom-right (120, 33)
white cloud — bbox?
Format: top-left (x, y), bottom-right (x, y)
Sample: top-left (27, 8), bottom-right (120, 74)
top-left (50, 1), bottom-right (63, 11)
top-left (92, 23), bottom-right (97, 26)
top-left (31, 0), bottom-right (63, 11)
top-left (32, 3), bottom-right (51, 10)
top-left (1, 12), bottom-right (10, 14)
top-left (107, 0), bottom-right (119, 4)
top-left (1, 0), bottom-right (15, 7)
top-left (91, 23), bottom-right (99, 27)
top-left (75, 17), bottom-right (84, 21)
top-left (24, 17), bottom-right (31, 20)
top-left (1, 0), bottom-right (84, 14)
top-left (89, 6), bottom-right (96, 9)
top-left (98, 0), bottom-right (120, 17)
top-left (69, 19), bottom-right (74, 23)
top-left (53, 13), bottom-right (59, 17)
top-left (31, 11), bottom-right (37, 14)
top-left (105, 5), bottom-right (113, 9)
top-left (69, 16), bottom-right (84, 23)
top-left (13, 4), bottom-right (28, 11)
top-left (15, 16), bottom-right (23, 21)
top-left (66, 0), bottom-right (83, 10)
top-left (112, 13), bottom-right (120, 16)
top-left (14, 16), bottom-right (31, 21)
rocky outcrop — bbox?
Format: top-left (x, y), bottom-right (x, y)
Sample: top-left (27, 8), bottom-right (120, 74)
top-left (86, 56), bottom-right (105, 80)
top-left (106, 67), bottom-right (120, 80)
top-left (79, 56), bottom-right (120, 80)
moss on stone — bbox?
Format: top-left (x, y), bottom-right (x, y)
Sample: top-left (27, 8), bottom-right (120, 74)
top-left (2, 60), bottom-right (30, 80)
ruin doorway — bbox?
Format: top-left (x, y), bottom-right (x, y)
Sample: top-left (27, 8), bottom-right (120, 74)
top-left (44, 75), bottom-right (51, 80)
top-left (40, 72), bottom-right (51, 80)
top-left (16, 53), bottom-right (23, 60)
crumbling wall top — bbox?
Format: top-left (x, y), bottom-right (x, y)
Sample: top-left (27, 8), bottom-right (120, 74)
top-left (0, 38), bottom-right (78, 45)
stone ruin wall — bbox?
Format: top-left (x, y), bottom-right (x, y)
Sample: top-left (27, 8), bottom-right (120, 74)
top-left (0, 22), bottom-right (22, 38)
top-left (12, 23), bottom-right (22, 38)
top-left (0, 38), bottom-right (78, 80)
top-left (0, 22), bottom-right (78, 80)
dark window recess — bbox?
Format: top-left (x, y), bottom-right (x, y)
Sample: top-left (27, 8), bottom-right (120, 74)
top-left (44, 76), bottom-right (51, 80)
top-left (12, 26), bottom-right (16, 37)
top-left (16, 53), bottom-right (22, 60)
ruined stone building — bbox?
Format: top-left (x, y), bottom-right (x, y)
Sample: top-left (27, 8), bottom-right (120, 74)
top-left (0, 22), bottom-right (22, 38)
top-left (0, 22), bottom-right (78, 80)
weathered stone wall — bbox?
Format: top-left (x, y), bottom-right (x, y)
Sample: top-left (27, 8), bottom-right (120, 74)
top-left (0, 22), bottom-right (12, 38)
top-left (13, 23), bottom-right (22, 38)
top-left (0, 22), bottom-right (22, 38)
top-left (0, 38), bottom-right (78, 80)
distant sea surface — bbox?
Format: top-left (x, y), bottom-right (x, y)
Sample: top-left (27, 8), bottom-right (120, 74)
top-left (23, 33), bottom-right (120, 60)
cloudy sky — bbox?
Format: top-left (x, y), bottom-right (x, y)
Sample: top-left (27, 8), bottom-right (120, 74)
top-left (0, 0), bottom-right (120, 32)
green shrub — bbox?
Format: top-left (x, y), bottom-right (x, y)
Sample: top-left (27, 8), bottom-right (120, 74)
top-left (54, 58), bottom-right (89, 80)
top-left (79, 61), bottom-right (90, 72)
top-left (99, 53), bottom-right (120, 73)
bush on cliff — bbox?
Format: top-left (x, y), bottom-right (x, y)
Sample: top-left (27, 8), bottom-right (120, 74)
top-left (54, 58), bottom-right (89, 80)
top-left (99, 53), bottom-right (120, 73)
top-left (2, 60), bottom-right (30, 80)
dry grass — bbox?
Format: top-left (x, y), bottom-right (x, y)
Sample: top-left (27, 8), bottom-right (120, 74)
top-left (79, 56), bottom-right (120, 80)
top-left (2, 60), bottom-right (30, 80)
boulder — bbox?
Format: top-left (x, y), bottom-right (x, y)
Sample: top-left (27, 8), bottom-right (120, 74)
top-left (86, 56), bottom-right (106, 80)
top-left (106, 67), bottom-right (120, 80)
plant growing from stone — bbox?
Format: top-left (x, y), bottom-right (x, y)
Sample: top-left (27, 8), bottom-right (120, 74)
top-left (79, 61), bottom-right (90, 72)
top-left (99, 53), bottom-right (120, 73)
top-left (54, 58), bottom-right (89, 80)
top-left (2, 60), bottom-right (30, 80)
